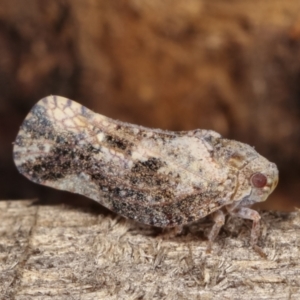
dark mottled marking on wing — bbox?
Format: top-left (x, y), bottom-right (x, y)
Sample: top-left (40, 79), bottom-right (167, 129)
top-left (87, 144), bottom-right (102, 154)
top-left (18, 104), bottom-right (55, 140)
top-left (129, 157), bottom-right (173, 188)
top-left (105, 134), bottom-right (132, 151)
top-left (16, 114), bottom-right (171, 196)
top-left (110, 192), bottom-right (215, 227)
top-left (111, 122), bottom-right (185, 143)
top-left (132, 157), bottom-right (165, 173)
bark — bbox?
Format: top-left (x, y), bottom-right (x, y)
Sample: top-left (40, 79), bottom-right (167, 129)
top-left (0, 200), bottom-right (299, 300)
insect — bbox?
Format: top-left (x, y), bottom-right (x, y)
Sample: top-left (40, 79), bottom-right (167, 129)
top-left (13, 95), bottom-right (278, 253)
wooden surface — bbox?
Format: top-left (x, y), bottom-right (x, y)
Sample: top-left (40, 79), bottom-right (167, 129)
top-left (0, 200), bottom-right (299, 299)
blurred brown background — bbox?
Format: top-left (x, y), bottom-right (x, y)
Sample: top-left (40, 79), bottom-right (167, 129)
top-left (1, 0), bottom-right (299, 211)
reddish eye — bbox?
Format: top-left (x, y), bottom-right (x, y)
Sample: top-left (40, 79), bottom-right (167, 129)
top-left (251, 173), bottom-right (267, 188)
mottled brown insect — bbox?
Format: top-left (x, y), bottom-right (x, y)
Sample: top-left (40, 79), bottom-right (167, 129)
top-left (13, 96), bottom-right (278, 253)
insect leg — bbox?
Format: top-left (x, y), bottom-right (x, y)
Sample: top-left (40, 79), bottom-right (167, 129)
top-left (207, 209), bottom-right (225, 252)
top-left (227, 207), bottom-right (260, 245)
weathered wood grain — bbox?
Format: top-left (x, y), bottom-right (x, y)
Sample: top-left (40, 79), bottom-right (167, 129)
top-left (0, 200), bottom-right (299, 299)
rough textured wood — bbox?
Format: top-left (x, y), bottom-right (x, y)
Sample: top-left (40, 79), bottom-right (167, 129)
top-left (0, 200), bottom-right (299, 299)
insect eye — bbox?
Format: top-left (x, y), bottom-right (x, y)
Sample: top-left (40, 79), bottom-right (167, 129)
top-left (250, 172), bottom-right (267, 188)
